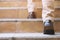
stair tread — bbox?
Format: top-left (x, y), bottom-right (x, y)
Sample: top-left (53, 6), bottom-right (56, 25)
top-left (0, 33), bottom-right (60, 38)
top-left (0, 18), bottom-right (59, 22)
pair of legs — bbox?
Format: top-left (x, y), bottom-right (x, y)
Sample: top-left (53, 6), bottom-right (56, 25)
top-left (27, 0), bottom-right (55, 35)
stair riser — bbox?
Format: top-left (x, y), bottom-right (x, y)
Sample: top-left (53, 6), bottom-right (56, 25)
top-left (0, 9), bottom-right (59, 18)
top-left (0, 2), bottom-right (41, 7)
top-left (0, 1), bottom-right (59, 8)
top-left (0, 21), bottom-right (59, 33)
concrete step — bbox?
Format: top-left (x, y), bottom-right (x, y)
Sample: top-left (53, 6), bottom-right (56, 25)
top-left (0, 20), bottom-right (59, 32)
top-left (0, 1), bottom-right (59, 8)
top-left (0, 33), bottom-right (60, 40)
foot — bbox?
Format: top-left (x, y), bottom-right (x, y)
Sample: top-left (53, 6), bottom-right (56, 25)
top-left (27, 12), bottom-right (36, 19)
top-left (44, 20), bottom-right (53, 27)
top-left (44, 20), bottom-right (55, 35)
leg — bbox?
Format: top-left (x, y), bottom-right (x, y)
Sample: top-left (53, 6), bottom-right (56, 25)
top-left (27, 0), bottom-right (36, 18)
top-left (42, 0), bottom-right (55, 35)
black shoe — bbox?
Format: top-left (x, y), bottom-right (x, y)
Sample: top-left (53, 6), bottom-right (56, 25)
top-left (44, 20), bottom-right (55, 35)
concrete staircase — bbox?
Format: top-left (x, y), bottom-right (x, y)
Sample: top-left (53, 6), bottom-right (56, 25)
top-left (0, 0), bottom-right (60, 40)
